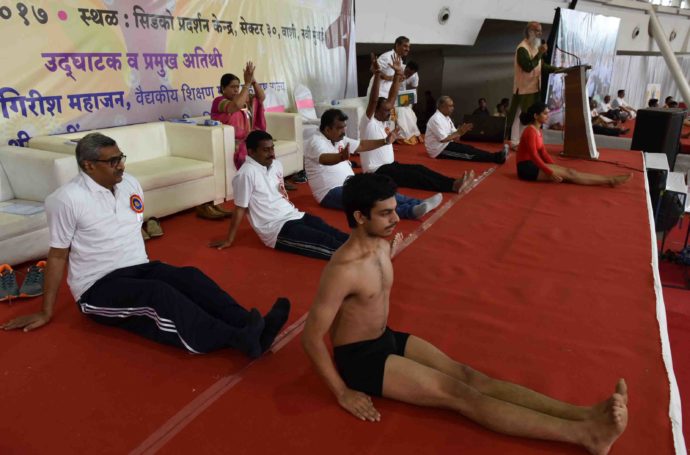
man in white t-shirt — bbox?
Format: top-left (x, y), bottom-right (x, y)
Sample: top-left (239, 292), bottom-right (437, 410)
top-left (355, 55), bottom-right (442, 215)
top-left (597, 95), bottom-right (612, 114)
top-left (426, 96), bottom-right (508, 163)
top-left (212, 130), bottom-right (348, 260)
top-left (1, 133), bottom-right (290, 359)
top-left (305, 108), bottom-right (440, 219)
top-left (597, 95), bottom-right (623, 122)
top-left (372, 36), bottom-right (411, 99)
top-left (611, 90), bottom-right (636, 120)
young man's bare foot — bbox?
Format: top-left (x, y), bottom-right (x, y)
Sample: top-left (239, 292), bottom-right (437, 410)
top-left (581, 387), bottom-right (628, 455)
top-left (609, 173), bottom-right (632, 187)
top-left (588, 379), bottom-right (628, 419)
top-left (452, 170), bottom-right (475, 193)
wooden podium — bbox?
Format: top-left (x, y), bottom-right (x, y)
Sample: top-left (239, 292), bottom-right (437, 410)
top-left (561, 65), bottom-right (599, 160)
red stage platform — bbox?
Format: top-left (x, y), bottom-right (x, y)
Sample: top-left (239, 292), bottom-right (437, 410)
top-left (0, 143), bottom-right (683, 454)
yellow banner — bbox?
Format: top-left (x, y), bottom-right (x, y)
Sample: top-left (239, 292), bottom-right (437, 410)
top-left (0, 0), bottom-right (356, 146)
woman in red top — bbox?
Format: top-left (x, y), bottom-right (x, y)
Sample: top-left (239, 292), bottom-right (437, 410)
top-left (516, 102), bottom-right (632, 186)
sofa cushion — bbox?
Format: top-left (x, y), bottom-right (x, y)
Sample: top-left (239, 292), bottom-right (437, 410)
top-left (101, 124), bottom-right (169, 163)
top-left (29, 123), bottom-right (169, 164)
top-left (274, 140), bottom-right (298, 159)
top-left (0, 200), bottom-right (46, 242)
top-left (0, 146), bottom-right (78, 202)
top-left (126, 156), bottom-right (213, 191)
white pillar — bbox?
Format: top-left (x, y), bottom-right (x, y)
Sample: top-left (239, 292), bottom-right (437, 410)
top-left (648, 6), bottom-right (690, 106)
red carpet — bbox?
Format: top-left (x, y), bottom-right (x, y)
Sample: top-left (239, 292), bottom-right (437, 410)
top-left (0, 142), bottom-right (683, 454)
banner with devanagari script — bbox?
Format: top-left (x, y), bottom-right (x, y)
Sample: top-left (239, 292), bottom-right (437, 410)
top-left (0, 0), bottom-right (356, 147)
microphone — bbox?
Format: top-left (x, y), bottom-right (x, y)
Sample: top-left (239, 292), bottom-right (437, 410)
top-left (555, 44), bottom-right (581, 67)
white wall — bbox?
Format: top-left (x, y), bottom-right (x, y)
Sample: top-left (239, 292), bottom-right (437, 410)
top-left (577, 0), bottom-right (690, 53)
top-left (356, 0), bottom-right (568, 45)
top-left (356, 0), bottom-right (690, 53)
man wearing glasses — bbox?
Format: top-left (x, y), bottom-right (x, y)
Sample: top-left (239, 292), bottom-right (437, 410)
top-left (1, 133), bottom-right (290, 359)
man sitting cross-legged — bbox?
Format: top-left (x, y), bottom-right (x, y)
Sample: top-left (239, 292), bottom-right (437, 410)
top-left (302, 172), bottom-right (628, 455)
top-left (1, 133), bottom-right (290, 359)
top-left (211, 130), bottom-right (348, 260)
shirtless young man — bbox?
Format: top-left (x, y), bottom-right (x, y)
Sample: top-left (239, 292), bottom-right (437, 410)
top-left (302, 173), bottom-right (628, 454)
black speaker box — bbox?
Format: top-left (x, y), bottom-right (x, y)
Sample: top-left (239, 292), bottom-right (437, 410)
top-left (631, 108), bottom-right (685, 169)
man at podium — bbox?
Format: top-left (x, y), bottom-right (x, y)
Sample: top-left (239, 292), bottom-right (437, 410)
top-left (506, 21), bottom-right (559, 147)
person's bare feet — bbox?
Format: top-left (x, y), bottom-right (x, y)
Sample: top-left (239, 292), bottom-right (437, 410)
top-left (452, 170), bottom-right (475, 193)
top-left (390, 232), bottom-right (404, 257)
top-left (609, 173), bottom-right (633, 187)
top-left (582, 379), bottom-right (628, 455)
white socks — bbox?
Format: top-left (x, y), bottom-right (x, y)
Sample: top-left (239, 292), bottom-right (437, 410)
top-left (412, 193), bottom-right (443, 219)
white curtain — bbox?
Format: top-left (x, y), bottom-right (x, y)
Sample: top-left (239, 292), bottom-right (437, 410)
top-left (610, 55), bottom-right (690, 108)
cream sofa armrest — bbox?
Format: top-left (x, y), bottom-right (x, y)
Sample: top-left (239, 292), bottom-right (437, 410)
top-left (169, 119), bottom-right (237, 200)
top-left (164, 122), bottom-right (229, 203)
top-left (0, 159), bottom-right (13, 201)
top-left (165, 122), bottom-right (223, 162)
top-left (266, 112), bottom-right (300, 142)
top-left (0, 146), bottom-right (78, 201)
top-left (266, 112), bottom-right (303, 166)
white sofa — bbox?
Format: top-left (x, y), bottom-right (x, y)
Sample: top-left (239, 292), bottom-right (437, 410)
top-left (28, 122), bottom-right (227, 218)
top-left (0, 146), bottom-right (78, 265)
top-left (190, 112), bottom-right (304, 192)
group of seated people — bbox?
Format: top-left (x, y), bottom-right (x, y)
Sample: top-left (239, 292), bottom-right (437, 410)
top-left (592, 91), bottom-right (690, 139)
top-left (1, 37), bottom-right (633, 453)
top-left (649, 95), bottom-right (685, 110)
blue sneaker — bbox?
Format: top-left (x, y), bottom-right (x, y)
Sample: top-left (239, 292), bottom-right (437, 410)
top-left (0, 264), bottom-right (19, 302)
top-left (19, 261), bottom-right (45, 298)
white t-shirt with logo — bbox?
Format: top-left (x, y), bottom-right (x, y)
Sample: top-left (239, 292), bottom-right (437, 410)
top-left (304, 131), bottom-right (360, 203)
top-left (425, 110), bottom-right (456, 158)
top-left (45, 172), bottom-right (149, 301)
top-left (233, 157), bottom-right (304, 248)
top-left (359, 116), bottom-right (394, 173)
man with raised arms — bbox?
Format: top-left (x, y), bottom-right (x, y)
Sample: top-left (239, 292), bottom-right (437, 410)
top-left (302, 172), bottom-right (628, 454)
